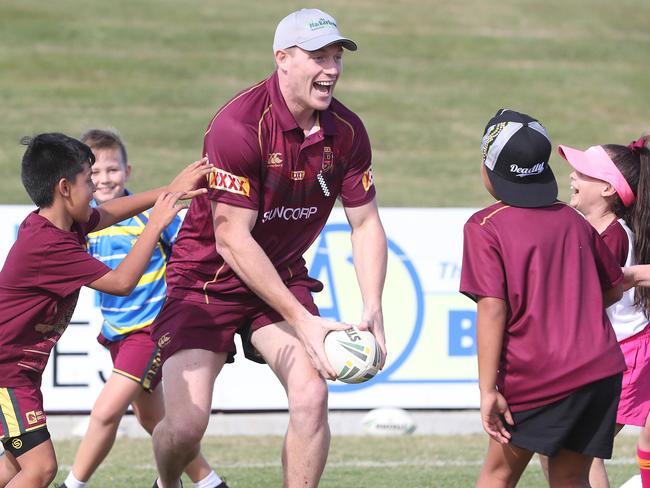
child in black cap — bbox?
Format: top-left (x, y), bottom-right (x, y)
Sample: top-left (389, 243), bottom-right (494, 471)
top-left (460, 109), bottom-right (626, 486)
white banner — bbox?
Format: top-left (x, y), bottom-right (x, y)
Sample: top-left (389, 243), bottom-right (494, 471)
top-left (0, 206), bottom-right (480, 411)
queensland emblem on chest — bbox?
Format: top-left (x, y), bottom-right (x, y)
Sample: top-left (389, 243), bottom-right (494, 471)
top-left (322, 146), bottom-right (334, 173)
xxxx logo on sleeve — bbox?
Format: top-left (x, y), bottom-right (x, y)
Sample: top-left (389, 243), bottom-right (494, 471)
top-left (208, 168), bottom-right (250, 197)
top-left (362, 167), bottom-right (374, 192)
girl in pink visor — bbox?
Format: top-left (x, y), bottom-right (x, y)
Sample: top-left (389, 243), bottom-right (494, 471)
top-left (560, 135), bottom-right (650, 488)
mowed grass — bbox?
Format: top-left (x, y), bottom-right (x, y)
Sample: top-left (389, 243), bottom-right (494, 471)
top-left (1, 0), bottom-right (649, 207)
top-left (50, 434), bottom-right (640, 487)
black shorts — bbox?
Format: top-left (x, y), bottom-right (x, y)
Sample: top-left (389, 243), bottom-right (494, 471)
top-left (506, 373), bottom-right (622, 458)
top-left (1, 427), bottom-right (51, 458)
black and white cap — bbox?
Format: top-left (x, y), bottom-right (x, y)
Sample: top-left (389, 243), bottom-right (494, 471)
top-left (481, 109), bottom-right (557, 208)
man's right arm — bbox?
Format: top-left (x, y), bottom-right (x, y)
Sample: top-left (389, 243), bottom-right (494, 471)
top-left (211, 200), bottom-right (349, 379)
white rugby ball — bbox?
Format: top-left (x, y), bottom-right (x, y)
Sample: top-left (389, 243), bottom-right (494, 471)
top-left (362, 407), bottom-right (416, 436)
top-left (324, 327), bottom-right (382, 384)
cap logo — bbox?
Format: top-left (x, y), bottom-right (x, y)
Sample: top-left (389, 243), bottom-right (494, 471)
top-left (511, 163), bottom-right (545, 177)
top-left (307, 18), bottom-right (337, 31)
top-left (482, 122), bottom-right (521, 170)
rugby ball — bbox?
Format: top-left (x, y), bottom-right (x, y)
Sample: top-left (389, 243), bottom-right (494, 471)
top-left (362, 408), bottom-right (416, 436)
top-left (324, 327), bottom-right (382, 384)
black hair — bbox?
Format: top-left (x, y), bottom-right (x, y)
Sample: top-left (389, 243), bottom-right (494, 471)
top-left (80, 128), bottom-right (128, 167)
top-left (604, 143), bottom-right (650, 316)
top-left (20, 133), bottom-right (95, 208)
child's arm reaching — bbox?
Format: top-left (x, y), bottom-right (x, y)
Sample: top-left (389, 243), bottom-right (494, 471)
top-left (94, 157), bottom-right (212, 231)
top-left (623, 265), bottom-right (650, 289)
top-left (477, 296), bottom-right (513, 444)
top-left (88, 192), bottom-right (188, 296)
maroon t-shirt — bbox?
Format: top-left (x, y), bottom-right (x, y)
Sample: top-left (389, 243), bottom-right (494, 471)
top-left (460, 202), bottom-right (625, 412)
top-left (0, 210), bottom-right (110, 387)
top-left (167, 71), bottom-right (376, 302)
top-left (601, 219), bottom-right (629, 267)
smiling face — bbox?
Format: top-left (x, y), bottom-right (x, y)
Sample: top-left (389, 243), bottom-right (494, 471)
top-left (90, 147), bottom-right (131, 204)
top-left (569, 170), bottom-right (611, 215)
top-left (276, 43), bottom-right (343, 124)
top-left (68, 162), bottom-right (96, 223)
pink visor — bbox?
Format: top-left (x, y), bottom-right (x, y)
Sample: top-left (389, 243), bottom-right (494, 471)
top-left (558, 144), bottom-right (635, 207)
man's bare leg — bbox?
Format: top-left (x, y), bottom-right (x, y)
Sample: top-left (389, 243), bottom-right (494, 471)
top-left (152, 349), bottom-right (226, 488)
top-left (252, 322), bottom-right (330, 488)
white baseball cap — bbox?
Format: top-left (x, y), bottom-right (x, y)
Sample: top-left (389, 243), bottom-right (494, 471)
top-left (273, 8), bottom-right (357, 53)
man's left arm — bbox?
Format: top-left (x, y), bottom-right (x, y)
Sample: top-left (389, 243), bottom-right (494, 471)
top-left (344, 198), bottom-right (388, 367)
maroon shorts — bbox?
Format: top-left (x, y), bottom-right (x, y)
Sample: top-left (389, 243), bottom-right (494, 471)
top-left (97, 329), bottom-right (162, 392)
top-left (0, 385), bottom-right (47, 442)
top-left (151, 286), bottom-right (319, 364)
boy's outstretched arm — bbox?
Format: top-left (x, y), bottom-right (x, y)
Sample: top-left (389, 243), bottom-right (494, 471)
top-left (88, 192), bottom-right (187, 296)
top-left (477, 296), bottom-right (512, 444)
top-left (94, 158), bottom-right (212, 231)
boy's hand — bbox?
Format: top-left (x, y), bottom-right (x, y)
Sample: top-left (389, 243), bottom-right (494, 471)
top-left (149, 191), bottom-right (192, 229)
top-left (167, 157), bottom-right (213, 193)
top-left (480, 390), bottom-right (513, 444)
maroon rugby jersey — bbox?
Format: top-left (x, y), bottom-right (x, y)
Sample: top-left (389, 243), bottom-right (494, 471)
top-left (600, 219), bottom-right (629, 267)
top-left (460, 202), bottom-right (625, 412)
top-left (0, 210), bottom-right (110, 387)
top-left (167, 71), bottom-right (376, 302)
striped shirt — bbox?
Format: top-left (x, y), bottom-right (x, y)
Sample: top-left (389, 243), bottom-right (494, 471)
top-left (87, 193), bottom-right (181, 341)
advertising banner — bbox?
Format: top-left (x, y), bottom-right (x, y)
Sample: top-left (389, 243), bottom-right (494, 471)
top-left (0, 206), bottom-right (480, 411)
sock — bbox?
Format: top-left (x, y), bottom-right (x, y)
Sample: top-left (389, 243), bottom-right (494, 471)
top-left (194, 470), bottom-right (223, 488)
top-left (638, 445), bottom-right (650, 487)
top-left (64, 472), bottom-right (87, 488)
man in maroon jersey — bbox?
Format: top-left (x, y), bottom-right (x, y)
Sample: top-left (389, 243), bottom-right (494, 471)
top-left (150, 8), bottom-right (388, 488)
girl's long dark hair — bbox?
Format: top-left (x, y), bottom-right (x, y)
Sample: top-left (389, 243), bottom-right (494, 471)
top-left (606, 138), bottom-right (650, 316)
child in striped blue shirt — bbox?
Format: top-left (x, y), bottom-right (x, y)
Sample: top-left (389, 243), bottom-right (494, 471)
top-left (61, 129), bottom-right (227, 488)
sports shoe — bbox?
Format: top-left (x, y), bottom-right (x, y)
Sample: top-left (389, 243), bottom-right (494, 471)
top-left (216, 482), bottom-right (230, 488)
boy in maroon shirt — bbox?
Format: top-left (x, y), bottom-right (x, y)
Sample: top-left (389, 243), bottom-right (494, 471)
top-left (150, 8), bottom-right (388, 488)
top-left (460, 109), bottom-right (626, 487)
top-left (0, 133), bottom-right (210, 488)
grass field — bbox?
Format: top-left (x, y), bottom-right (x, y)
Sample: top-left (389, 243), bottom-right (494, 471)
top-left (1, 0), bottom-right (649, 206)
top-left (48, 434), bottom-right (641, 487)
top-left (2, 3), bottom-right (649, 485)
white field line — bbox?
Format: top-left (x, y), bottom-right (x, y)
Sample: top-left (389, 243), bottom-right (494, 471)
top-left (56, 458), bottom-right (638, 471)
